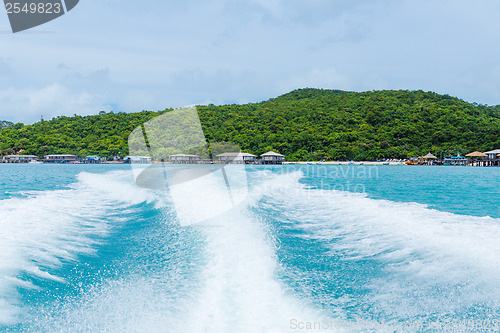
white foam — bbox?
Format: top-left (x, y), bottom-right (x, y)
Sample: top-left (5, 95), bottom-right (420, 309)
top-left (17, 168), bottom-right (497, 331)
top-left (165, 169), bottom-right (313, 332)
top-left (179, 208), bottom-right (319, 333)
top-left (263, 182), bottom-right (500, 319)
top-left (0, 171), bottom-right (153, 325)
top-left (23, 170), bottom-right (325, 332)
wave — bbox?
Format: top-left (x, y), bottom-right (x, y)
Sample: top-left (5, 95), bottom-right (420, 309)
top-left (9, 169), bottom-right (322, 332)
top-left (4, 167), bottom-right (499, 332)
top-left (260, 178), bottom-right (500, 325)
top-left (0, 171), bottom-right (154, 325)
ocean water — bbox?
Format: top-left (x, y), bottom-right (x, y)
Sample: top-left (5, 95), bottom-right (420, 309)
top-left (0, 164), bottom-right (499, 332)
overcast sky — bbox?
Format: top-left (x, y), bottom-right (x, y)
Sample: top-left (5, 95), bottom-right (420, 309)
top-left (1, 0), bottom-right (500, 123)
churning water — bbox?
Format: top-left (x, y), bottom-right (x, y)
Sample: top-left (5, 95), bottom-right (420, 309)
top-left (1, 164), bottom-right (499, 332)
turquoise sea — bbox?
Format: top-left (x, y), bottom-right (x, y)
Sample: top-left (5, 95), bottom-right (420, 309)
top-left (0, 164), bottom-right (499, 332)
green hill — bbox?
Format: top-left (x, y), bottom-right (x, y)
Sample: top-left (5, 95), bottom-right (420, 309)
top-left (1, 89), bottom-right (499, 161)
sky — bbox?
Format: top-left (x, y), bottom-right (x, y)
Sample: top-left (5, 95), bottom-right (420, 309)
top-left (1, 0), bottom-right (500, 124)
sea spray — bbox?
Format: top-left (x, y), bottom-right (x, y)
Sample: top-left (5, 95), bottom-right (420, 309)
top-left (260, 181), bottom-right (500, 329)
top-left (3, 165), bottom-right (499, 332)
top-left (18, 169), bottom-right (325, 332)
top-left (0, 171), bottom-right (153, 325)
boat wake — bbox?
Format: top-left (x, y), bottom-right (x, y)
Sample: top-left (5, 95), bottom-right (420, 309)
top-left (2, 168), bottom-right (499, 332)
top-left (259, 175), bottom-right (500, 327)
top-left (0, 171), bottom-right (154, 326)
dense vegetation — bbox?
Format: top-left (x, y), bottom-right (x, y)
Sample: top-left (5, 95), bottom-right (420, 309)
top-left (1, 89), bottom-right (499, 161)
top-left (0, 111), bottom-right (164, 158)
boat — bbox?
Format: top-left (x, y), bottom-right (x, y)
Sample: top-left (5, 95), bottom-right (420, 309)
top-left (405, 157), bottom-right (424, 165)
top-left (28, 160), bottom-right (43, 164)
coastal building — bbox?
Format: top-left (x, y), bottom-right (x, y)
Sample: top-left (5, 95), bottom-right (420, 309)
top-left (216, 152), bottom-right (256, 164)
top-left (85, 155), bottom-right (102, 164)
top-left (2, 154), bottom-right (38, 163)
top-left (260, 151), bottom-right (285, 164)
top-left (422, 153), bottom-right (438, 165)
top-left (124, 156), bottom-right (152, 164)
top-left (484, 149), bottom-right (500, 160)
top-left (465, 151), bottom-right (488, 166)
top-left (44, 154), bottom-right (77, 163)
top-left (168, 154), bottom-right (200, 163)
top-left (482, 149), bottom-right (500, 167)
top-left (443, 154), bottom-right (467, 166)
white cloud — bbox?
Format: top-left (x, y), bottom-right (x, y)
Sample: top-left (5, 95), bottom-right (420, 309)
top-left (0, 84), bottom-right (106, 123)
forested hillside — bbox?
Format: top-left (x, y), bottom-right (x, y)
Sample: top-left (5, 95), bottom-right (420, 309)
top-left (1, 89), bottom-right (499, 161)
top-left (0, 111), bottom-right (164, 158)
top-left (198, 89), bottom-right (500, 160)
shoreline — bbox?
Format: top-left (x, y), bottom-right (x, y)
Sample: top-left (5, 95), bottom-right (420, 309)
top-left (0, 160), bottom-right (497, 167)
top-left (0, 161), bottom-right (440, 166)
top-left (283, 161), bottom-right (405, 166)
